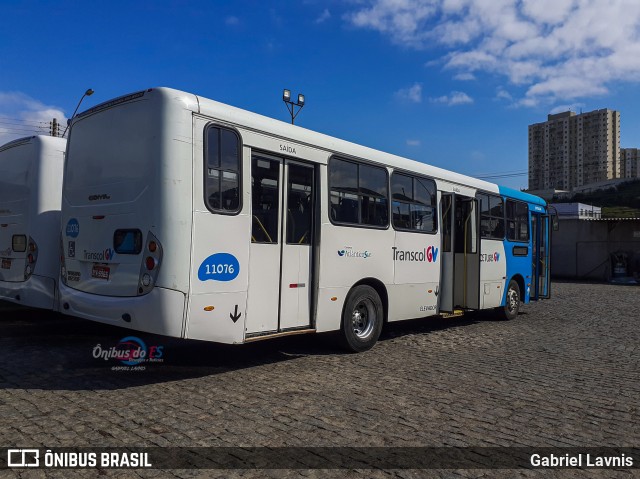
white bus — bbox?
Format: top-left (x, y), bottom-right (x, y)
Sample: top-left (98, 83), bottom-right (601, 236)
top-left (59, 88), bottom-right (550, 352)
top-left (0, 135), bottom-right (66, 310)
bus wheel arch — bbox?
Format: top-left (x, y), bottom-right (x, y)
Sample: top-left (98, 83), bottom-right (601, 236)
top-left (498, 275), bottom-right (524, 320)
top-left (339, 279), bottom-right (387, 352)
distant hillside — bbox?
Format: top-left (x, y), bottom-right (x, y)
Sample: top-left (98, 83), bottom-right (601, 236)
top-left (552, 179), bottom-right (640, 217)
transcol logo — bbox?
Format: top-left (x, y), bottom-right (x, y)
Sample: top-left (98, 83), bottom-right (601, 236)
top-left (392, 245), bottom-right (439, 262)
top-left (83, 248), bottom-right (116, 261)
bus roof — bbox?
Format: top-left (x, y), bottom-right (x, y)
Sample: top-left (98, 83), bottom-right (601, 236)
top-left (498, 185), bottom-right (546, 206)
top-left (77, 87), bottom-right (542, 202)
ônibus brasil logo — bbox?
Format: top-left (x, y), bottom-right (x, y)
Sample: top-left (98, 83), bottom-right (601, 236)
top-left (392, 245), bottom-right (439, 262)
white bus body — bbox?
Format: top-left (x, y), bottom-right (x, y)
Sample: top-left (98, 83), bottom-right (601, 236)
top-left (0, 136), bottom-right (66, 310)
top-left (59, 88), bottom-right (547, 351)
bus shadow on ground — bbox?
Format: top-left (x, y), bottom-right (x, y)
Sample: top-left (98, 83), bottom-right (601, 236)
top-left (0, 301), bottom-right (492, 392)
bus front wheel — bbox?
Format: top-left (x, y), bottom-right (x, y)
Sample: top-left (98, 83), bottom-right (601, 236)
top-left (340, 285), bottom-right (383, 352)
top-left (497, 279), bottom-right (520, 320)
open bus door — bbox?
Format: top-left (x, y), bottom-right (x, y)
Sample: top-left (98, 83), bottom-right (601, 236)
top-left (530, 209), bottom-right (551, 300)
top-left (439, 193), bottom-right (480, 312)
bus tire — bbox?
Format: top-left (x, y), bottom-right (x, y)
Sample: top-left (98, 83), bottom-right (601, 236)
top-left (497, 279), bottom-right (520, 321)
top-left (340, 285), bottom-right (383, 352)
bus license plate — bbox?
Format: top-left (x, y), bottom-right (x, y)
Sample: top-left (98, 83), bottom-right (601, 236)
top-left (1, 259), bottom-right (10, 269)
top-left (91, 265), bottom-right (110, 280)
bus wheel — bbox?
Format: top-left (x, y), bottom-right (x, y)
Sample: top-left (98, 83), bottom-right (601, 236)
top-left (340, 285), bottom-right (383, 352)
top-left (498, 280), bottom-right (520, 320)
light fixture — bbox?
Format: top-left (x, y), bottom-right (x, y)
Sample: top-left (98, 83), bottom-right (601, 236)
top-left (282, 89), bottom-right (305, 125)
top-left (62, 88), bottom-right (95, 137)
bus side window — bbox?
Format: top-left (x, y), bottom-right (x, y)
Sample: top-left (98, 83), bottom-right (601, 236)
top-left (329, 158), bottom-right (389, 228)
top-left (391, 172), bottom-right (436, 233)
top-left (506, 199), bottom-right (529, 242)
top-left (205, 126), bottom-right (241, 213)
top-left (477, 192), bottom-right (504, 240)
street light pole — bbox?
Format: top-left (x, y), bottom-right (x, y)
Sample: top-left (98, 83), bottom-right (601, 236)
top-left (62, 88), bottom-right (95, 137)
top-left (282, 89), bottom-right (305, 125)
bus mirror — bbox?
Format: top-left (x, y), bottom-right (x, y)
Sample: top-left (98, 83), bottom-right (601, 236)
top-left (552, 216), bottom-right (559, 231)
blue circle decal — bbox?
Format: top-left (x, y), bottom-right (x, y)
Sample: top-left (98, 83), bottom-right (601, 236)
top-left (198, 253), bottom-right (240, 282)
top-left (66, 218), bottom-right (80, 238)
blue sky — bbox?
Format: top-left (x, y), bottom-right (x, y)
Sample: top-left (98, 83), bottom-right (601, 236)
top-left (2, 0), bottom-right (640, 189)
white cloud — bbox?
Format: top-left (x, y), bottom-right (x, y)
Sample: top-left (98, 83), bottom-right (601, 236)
top-left (406, 139), bottom-right (421, 146)
top-left (549, 103), bottom-right (586, 114)
top-left (495, 87), bottom-right (513, 101)
top-left (394, 82), bottom-right (423, 103)
top-left (0, 92), bottom-right (67, 144)
top-left (345, 0), bottom-right (640, 106)
top-left (315, 8), bottom-right (331, 24)
top-left (430, 90), bottom-right (473, 105)
top-left (453, 72), bottom-right (476, 81)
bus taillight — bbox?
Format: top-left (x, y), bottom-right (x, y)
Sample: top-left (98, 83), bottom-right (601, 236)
top-left (24, 237), bottom-right (38, 280)
top-left (138, 232), bottom-right (163, 295)
top-left (145, 257), bottom-right (156, 270)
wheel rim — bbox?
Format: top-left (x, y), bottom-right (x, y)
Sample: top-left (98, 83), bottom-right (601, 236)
top-left (507, 287), bottom-right (519, 313)
top-left (351, 298), bottom-right (376, 340)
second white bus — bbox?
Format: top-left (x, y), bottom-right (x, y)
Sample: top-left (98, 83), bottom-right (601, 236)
top-left (0, 135), bottom-right (66, 310)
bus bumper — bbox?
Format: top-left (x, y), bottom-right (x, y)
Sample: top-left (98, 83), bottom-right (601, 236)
top-left (0, 275), bottom-right (56, 310)
top-left (59, 282), bottom-right (186, 338)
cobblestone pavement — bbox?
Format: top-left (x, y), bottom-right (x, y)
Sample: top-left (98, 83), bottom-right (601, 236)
top-left (0, 281), bottom-right (639, 479)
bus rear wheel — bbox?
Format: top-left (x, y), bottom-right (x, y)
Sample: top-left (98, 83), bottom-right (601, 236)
top-left (497, 279), bottom-right (520, 320)
top-left (340, 285), bottom-right (383, 353)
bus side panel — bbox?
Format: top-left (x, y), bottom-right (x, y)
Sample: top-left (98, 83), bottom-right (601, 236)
top-left (479, 239), bottom-right (506, 309)
top-left (187, 212), bottom-right (249, 343)
top-left (185, 120), bottom-right (249, 344)
top-left (388, 230), bottom-right (441, 321)
top-left (315, 209), bottom-right (395, 333)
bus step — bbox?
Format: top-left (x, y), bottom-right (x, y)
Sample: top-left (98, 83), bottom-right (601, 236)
top-left (441, 309), bottom-right (465, 319)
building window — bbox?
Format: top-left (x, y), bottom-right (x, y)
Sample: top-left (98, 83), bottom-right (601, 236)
top-left (205, 125), bottom-right (241, 213)
top-left (391, 172), bottom-right (437, 233)
top-left (506, 200), bottom-right (529, 242)
top-left (329, 158), bottom-right (388, 227)
top-left (477, 193), bottom-right (504, 239)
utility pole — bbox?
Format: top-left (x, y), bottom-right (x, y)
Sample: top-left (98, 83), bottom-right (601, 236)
top-left (49, 118), bottom-right (59, 137)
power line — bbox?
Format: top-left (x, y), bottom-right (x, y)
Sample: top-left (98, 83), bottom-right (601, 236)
top-left (0, 116), bottom-right (50, 126)
top-left (0, 126), bottom-right (49, 134)
top-left (474, 170), bottom-right (528, 179)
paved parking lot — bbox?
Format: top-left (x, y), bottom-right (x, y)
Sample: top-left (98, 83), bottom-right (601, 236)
top-left (0, 281), bottom-right (639, 478)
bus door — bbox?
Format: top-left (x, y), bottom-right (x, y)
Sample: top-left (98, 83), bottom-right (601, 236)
top-left (439, 193), bottom-right (454, 312)
top-left (245, 154), bottom-right (315, 335)
top-left (441, 194), bottom-right (480, 311)
top-left (530, 212), bottom-right (550, 299)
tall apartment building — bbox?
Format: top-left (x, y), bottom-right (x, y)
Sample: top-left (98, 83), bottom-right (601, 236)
top-left (528, 109), bottom-right (621, 190)
top-left (621, 148), bottom-right (640, 178)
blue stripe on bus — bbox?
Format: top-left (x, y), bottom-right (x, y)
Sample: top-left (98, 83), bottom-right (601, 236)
top-left (497, 186), bottom-right (547, 306)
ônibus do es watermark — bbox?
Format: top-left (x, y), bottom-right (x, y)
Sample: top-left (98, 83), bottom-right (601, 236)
top-left (92, 336), bottom-right (164, 371)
